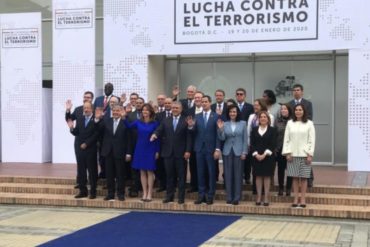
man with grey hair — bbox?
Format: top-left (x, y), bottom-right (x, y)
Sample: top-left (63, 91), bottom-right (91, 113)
top-left (178, 85), bottom-right (197, 115)
top-left (96, 104), bottom-right (132, 201)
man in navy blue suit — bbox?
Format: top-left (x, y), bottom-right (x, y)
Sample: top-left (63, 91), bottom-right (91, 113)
top-left (187, 95), bottom-right (221, 205)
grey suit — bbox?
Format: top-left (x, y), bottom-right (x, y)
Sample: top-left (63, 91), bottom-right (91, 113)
top-left (218, 120), bottom-right (248, 202)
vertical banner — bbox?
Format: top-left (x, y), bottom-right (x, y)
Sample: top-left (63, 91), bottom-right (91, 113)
top-left (348, 50), bottom-right (370, 172)
top-left (0, 13), bottom-right (44, 162)
top-left (104, 0), bottom-right (149, 99)
top-left (52, 0), bottom-right (95, 163)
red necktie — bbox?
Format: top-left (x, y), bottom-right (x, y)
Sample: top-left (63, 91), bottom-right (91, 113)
top-left (103, 96), bottom-right (107, 109)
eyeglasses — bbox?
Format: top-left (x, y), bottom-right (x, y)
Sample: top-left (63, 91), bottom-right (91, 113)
top-left (236, 93), bottom-right (244, 96)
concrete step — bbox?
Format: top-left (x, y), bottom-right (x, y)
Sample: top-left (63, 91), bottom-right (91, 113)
top-left (0, 192), bottom-right (369, 219)
top-left (1, 175), bottom-right (370, 195)
top-left (0, 183), bottom-right (369, 206)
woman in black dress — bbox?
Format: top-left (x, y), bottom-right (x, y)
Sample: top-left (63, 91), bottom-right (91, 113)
top-left (250, 111), bottom-right (277, 206)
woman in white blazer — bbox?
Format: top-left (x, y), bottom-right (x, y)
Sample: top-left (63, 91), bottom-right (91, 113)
top-left (217, 104), bottom-right (248, 205)
top-left (282, 104), bottom-right (315, 208)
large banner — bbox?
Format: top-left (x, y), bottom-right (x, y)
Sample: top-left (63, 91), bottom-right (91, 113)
top-left (52, 0), bottom-right (95, 163)
top-left (175, 0), bottom-right (318, 44)
top-left (0, 13), bottom-right (44, 162)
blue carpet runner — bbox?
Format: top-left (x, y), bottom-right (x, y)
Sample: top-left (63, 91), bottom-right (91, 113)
top-left (40, 211), bottom-right (240, 247)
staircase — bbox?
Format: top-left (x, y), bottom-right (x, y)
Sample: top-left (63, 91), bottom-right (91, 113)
top-left (0, 176), bottom-right (369, 219)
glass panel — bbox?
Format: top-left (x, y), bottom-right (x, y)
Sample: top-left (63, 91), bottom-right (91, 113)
top-left (255, 60), bottom-right (334, 163)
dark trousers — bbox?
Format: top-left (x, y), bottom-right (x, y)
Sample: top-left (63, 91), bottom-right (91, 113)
top-left (97, 141), bottom-right (106, 177)
top-left (244, 154), bottom-right (252, 182)
top-left (155, 157), bottom-right (167, 189)
top-left (196, 148), bottom-right (216, 199)
top-left (276, 150), bottom-right (292, 190)
top-left (129, 165), bottom-right (141, 192)
top-left (105, 152), bottom-right (126, 197)
top-left (76, 148), bottom-right (98, 195)
top-left (189, 151), bottom-right (198, 190)
top-left (164, 157), bottom-right (185, 200)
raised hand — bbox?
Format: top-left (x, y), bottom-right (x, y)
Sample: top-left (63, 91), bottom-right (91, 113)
top-left (95, 107), bottom-right (103, 119)
top-left (217, 119), bottom-right (224, 129)
top-left (65, 100), bottom-right (72, 111)
top-left (172, 85), bottom-right (180, 97)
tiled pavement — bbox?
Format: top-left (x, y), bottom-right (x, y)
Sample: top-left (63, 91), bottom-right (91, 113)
top-left (0, 205), bottom-right (369, 247)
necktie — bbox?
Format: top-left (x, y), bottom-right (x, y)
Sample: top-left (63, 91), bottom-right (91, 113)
top-left (166, 111), bottom-right (171, 118)
top-left (159, 107), bottom-right (164, 113)
top-left (84, 117), bottom-right (89, 127)
top-left (239, 103), bottom-right (243, 111)
top-left (252, 115), bottom-right (258, 127)
top-left (188, 99), bottom-right (192, 108)
top-left (173, 117), bottom-right (178, 131)
top-left (103, 96), bottom-right (108, 109)
top-left (203, 112), bottom-right (208, 126)
top-left (137, 111), bottom-right (141, 119)
top-left (218, 103), bottom-right (222, 110)
top-left (295, 100), bottom-right (299, 105)
top-left (113, 119), bottom-right (119, 134)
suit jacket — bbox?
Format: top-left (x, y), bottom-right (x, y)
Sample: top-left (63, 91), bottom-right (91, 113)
top-left (70, 115), bottom-right (99, 152)
top-left (94, 94), bottom-right (116, 117)
top-left (180, 98), bottom-right (194, 114)
top-left (218, 121), bottom-right (248, 156)
top-left (239, 102), bottom-right (254, 122)
top-left (98, 118), bottom-right (132, 159)
top-left (211, 102), bottom-right (228, 120)
top-left (155, 110), bottom-right (172, 123)
top-left (65, 105), bottom-right (83, 122)
top-left (250, 126), bottom-right (277, 156)
top-left (154, 115), bottom-right (192, 158)
top-left (289, 98), bottom-right (313, 120)
top-left (192, 111), bottom-right (221, 153)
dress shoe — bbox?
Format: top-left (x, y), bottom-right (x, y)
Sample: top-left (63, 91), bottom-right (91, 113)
top-left (118, 195), bottom-right (125, 201)
top-left (74, 193), bottom-right (88, 199)
top-left (263, 202), bottom-right (269, 207)
top-left (232, 201), bottom-right (239, 205)
top-left (74, 185), bottom-right (79, 189)
top-left (104, 195), bottom-right (115, 201)
top-left (278, 188), bottom-right (284, 196)
top-left (299, 204), bottom-right (306, 208)
top-left (144, 199), bottom-right (152, 202)
top-left (255, 202), bottom-right (262, 206)
top-left (252, 190), bottom-right (257, 195)
top-left (156, 187), bottom-right (166, 193)
top-left (226, 200), bottom-right (232, 204)
top-left (206, 198), bottom-right (213, 205)
top-left (89, 194), bottom-right (96, 199)
top-left (163, 198), bottom-right (174, 203)
top-left (178, 199), bottom-right (185, 204)
top-left (194, 197), bottom-right (206, 204)
top-left (291, 203), bottom-right (299, 208)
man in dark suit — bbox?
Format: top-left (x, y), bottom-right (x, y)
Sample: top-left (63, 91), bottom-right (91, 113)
top-left (155, 97), bottom-right (172, 192)
top-left (289, 84), bottom-right (313, 120)
top-left (235, 88), bottom-right (254, 184)
top-left (179, 85), bottom-right (197, 116)
top-left (211, 89), bottom-right (227, 120)
top-left (65, 91), bottom-right (94, 188)
top-left (96, 104), bottom-right (132, 201)
top-left (289, 83), bottom-right (314, 187)
top-left (188, 95), bottom-right (221, 205)
top-left (94, 82), bottom-right (116, 179)
top-left (67, 102), bottom-right (99, 199)
top-left (151, 102), bottom-right (192, 204)
top-left (185, 91), bottom-right (203, 193)
top-left (126, 97), bottom-right (145, 197)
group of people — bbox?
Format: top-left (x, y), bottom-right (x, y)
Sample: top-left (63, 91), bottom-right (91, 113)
top-left (65, 82), bottom-right (315, 208)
